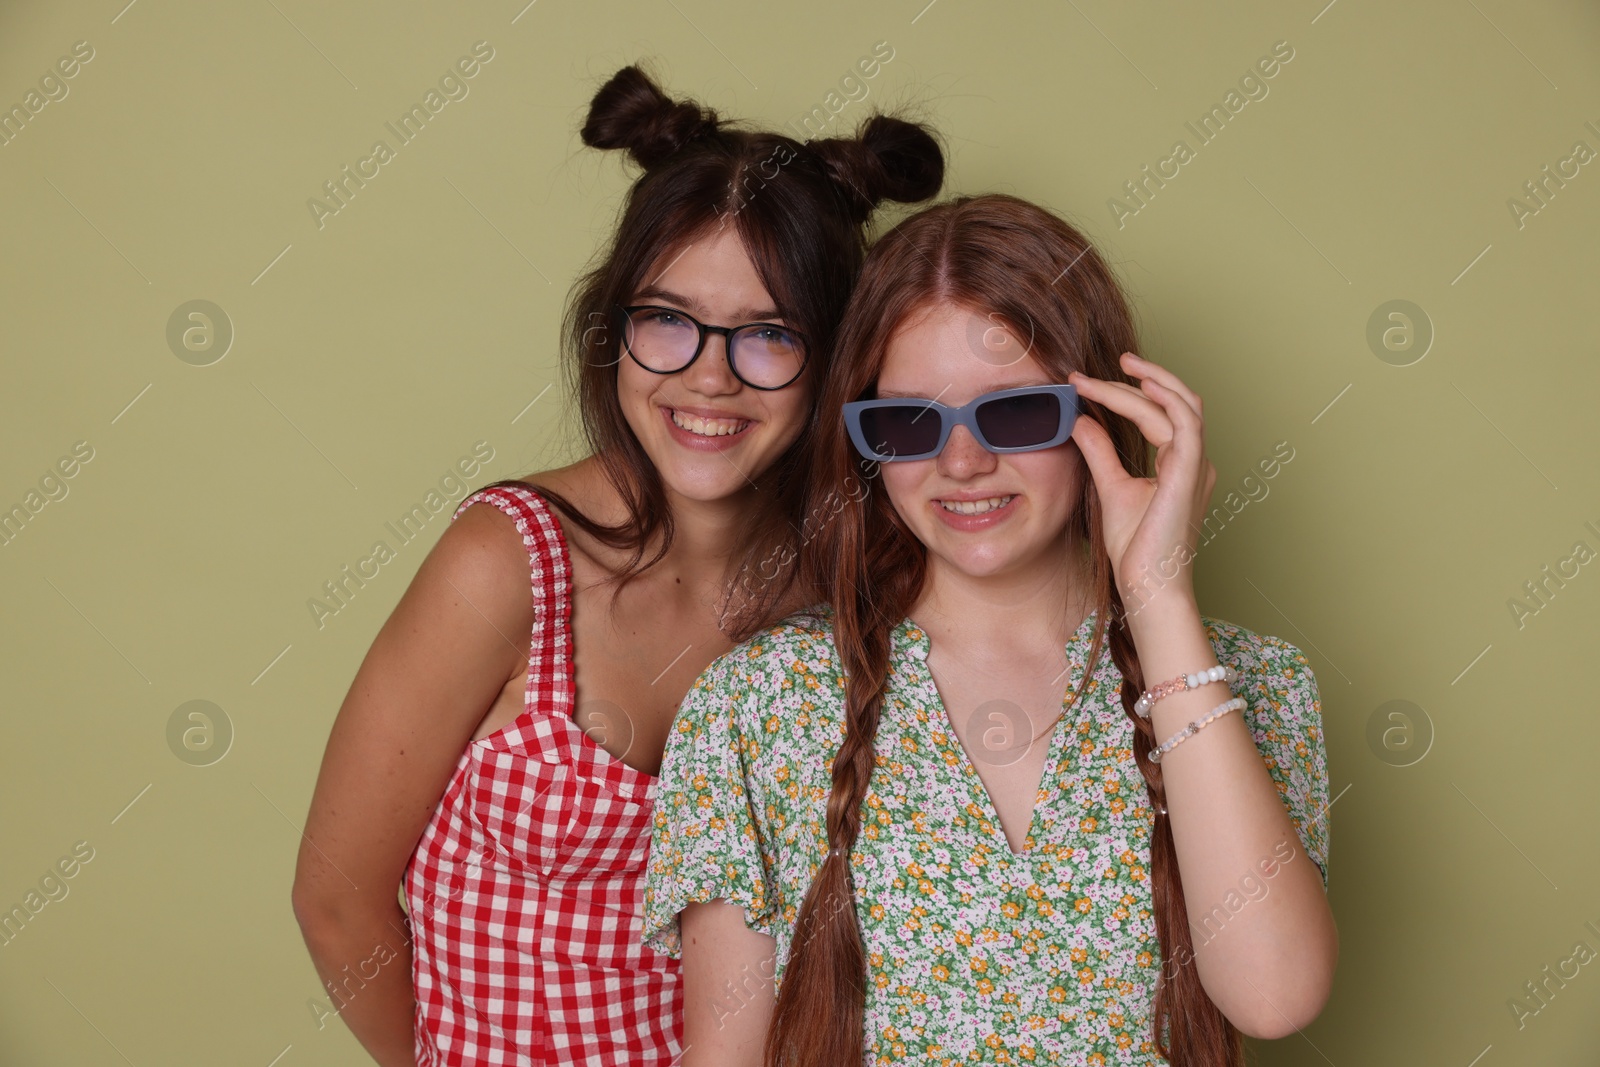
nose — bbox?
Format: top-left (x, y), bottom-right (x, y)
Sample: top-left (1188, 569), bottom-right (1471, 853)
top-left (935, 424), bottom-right (997, 479)
top-left (680, 330), bottom-right (741, 397)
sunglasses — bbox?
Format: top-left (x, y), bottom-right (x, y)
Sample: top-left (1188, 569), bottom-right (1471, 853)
top-left (843, 384), bottom-right (1079, 462)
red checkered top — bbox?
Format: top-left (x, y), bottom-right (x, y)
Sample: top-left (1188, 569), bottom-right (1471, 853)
top-left (403, 483), bottom-right (683, 1065)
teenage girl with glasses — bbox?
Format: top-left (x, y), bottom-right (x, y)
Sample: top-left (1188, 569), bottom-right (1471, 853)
top-left (290, 66), bottom-right (943, 1066)
top-left (644, 193), bottom-right (1337, 1066)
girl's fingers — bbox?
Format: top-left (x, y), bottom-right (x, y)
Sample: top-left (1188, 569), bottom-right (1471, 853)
top-left (1080, 374), bottom-right (1145, 402)
top-left (1069, 413), bottom-right (1132, 491)
top-left (1075, 358), bottom-right (1207, 455)
top-left (1141, 377), bottom-right (1204, 443)
top-left (1076, 354), bottom-right (1205, 427)
top-left (1139, 378), bottom-right (1208, 475)
top-left (1122, 353), bottom-right (1204, 419)
top-left (1071, 370), bottom-right (1175, 448)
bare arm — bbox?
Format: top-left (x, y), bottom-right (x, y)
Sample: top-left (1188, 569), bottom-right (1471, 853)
top-left (1131, 597), bottom-right (1338, 1040)
top-left (291, 502), bottom-right (533, 1066)
top-left (1067, 354), bottom-right (1337, 1039)
top-left (680, 900), bottom-right (779, 1067)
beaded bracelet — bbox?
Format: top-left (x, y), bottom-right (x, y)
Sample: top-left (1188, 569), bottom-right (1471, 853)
top-left (1134, 664), bottom-right (1240, 719)
top-left (1149, 696), bottom-right (1246, 764)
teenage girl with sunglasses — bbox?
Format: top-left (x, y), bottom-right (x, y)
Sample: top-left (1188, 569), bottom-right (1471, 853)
top-left (290, 66), bottom-right (942, 1065)
top-left (643, 193), bottom-right (1337, 1066)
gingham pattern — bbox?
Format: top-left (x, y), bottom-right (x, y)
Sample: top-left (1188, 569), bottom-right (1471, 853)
top-left (403, 484), bottom-right (683, 1065)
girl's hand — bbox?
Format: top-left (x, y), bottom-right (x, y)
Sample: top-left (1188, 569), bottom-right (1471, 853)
top-left (1067, 353), bottom-right (1217, 617)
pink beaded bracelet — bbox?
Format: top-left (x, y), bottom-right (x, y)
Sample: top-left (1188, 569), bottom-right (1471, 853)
top-left (1134, 664), bottom-right (1239, 719)
top-left (1150, 696), bottom-right (1246, 764)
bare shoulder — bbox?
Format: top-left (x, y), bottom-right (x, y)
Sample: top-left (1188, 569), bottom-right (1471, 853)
top-left (428, 495), bottom-right (536, 618)
top-left (292, 480), bottom-right (546, 927)
top-left (512, 457), bottom-right (633, 576)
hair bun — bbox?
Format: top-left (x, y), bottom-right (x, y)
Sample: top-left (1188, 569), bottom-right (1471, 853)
top-left (581, 65), bottom-right (722, 170)
top-left (807, 115), bottom-right (945, 222)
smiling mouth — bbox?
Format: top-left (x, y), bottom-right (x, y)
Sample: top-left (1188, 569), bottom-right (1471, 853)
top-left (669, 408), bottom-right (751, 437)
top-left (938, 495), bottom-right (1016, 515)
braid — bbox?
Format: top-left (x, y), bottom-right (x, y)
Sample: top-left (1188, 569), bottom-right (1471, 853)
top-left (764, 498), bottom-right (915, 1066)
top-left (764, 192), bottom-right (1248, 1064)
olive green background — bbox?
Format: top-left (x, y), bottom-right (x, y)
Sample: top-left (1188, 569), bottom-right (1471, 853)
top-left (3, 0), bottom-right (1598, 1063)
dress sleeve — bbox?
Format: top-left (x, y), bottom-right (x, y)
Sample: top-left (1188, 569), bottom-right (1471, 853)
top-left (1212, 621), bottom-right (1332, 891)
top-left (642, 652), bottom-right (784, 957)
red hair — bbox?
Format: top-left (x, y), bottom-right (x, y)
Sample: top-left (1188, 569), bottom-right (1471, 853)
top-left (768, 193), bottom-right (1243, 1067)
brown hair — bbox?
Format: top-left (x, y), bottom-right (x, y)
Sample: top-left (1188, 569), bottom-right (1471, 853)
top-left (487, 64), bottom-right (943, 621)
top-left (769, 193), bottom-right (1241, 1066)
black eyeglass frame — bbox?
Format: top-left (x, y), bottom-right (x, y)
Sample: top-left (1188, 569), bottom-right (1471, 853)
top-left (616, 304), bottom-right (810, 391)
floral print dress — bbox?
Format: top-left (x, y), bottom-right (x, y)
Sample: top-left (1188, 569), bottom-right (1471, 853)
top-left (642, 607), bottom-right (1329, 1065)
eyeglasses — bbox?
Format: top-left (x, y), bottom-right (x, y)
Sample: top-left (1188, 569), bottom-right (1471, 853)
top-left (618, 305), bottom-right (809, 391)
top-left (842, 384), bottom-right (1079, 462)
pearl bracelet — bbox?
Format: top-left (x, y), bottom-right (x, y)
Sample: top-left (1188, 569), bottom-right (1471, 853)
top-left (1134, 664), bottom-right (1239, 719)
top-left (1149, 696), bottom-right (1246, 764)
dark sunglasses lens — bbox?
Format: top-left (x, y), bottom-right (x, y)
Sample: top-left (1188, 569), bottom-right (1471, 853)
top-left (858, 404), bottom-right (943, 458)
top-left (974, 391), bottom-right (1064, 448)
top-left (624, 308), bottom-right (698, 371)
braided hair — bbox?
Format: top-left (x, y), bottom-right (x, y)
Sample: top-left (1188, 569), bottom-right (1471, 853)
top-left (769, 193), bottom-right (1243, 1067)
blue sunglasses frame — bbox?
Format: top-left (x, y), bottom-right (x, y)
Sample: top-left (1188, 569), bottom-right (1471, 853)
top-left (842, 383), bottom-right (1079, 462)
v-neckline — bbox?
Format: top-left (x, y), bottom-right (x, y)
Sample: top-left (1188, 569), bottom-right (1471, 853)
top-left (898, 610), bottom-right (1102, 858)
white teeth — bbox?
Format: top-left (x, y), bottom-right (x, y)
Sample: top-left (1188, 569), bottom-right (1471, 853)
top-left (670, 409), bottom-right (750, 437)
top-left (938, 495), bottom-right (1015, 515)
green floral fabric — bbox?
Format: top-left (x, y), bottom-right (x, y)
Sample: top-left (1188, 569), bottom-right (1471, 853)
top-left (643, 607), bottom-right (1329, 1065)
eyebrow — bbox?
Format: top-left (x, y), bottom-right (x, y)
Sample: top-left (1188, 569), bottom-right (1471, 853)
top-left (874, 381), bottom-right (1051, 400)
top-left (631, 286), bottom-right (784, 324)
